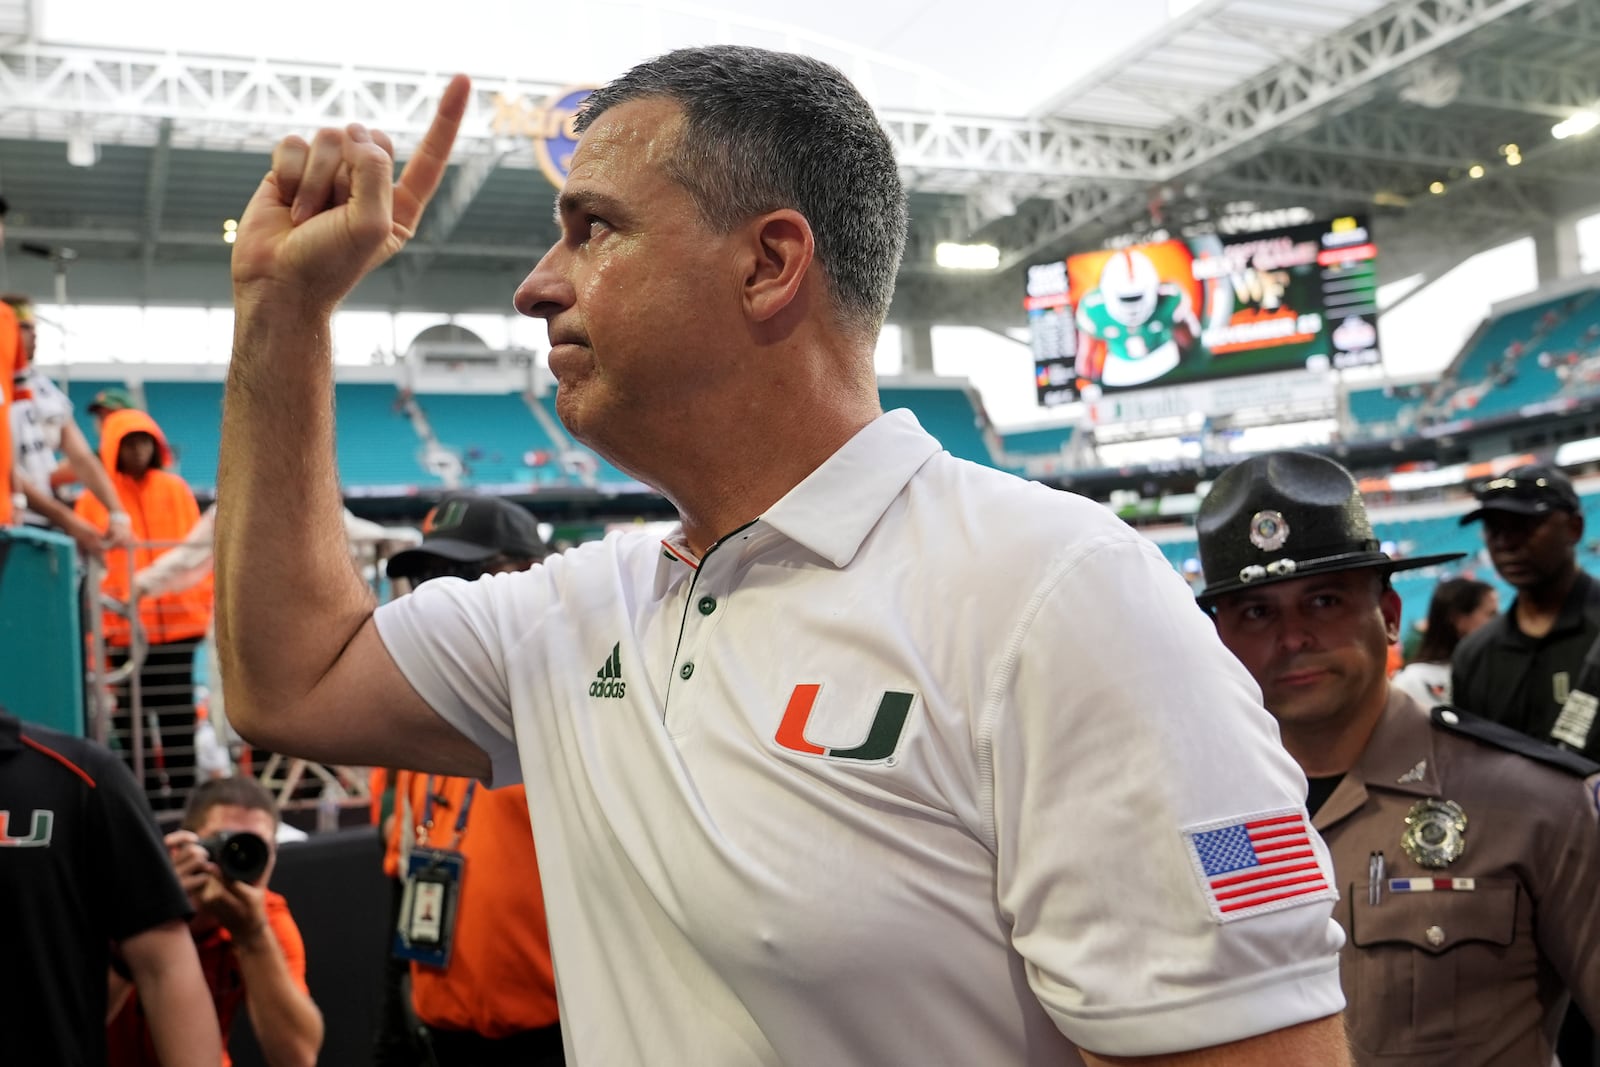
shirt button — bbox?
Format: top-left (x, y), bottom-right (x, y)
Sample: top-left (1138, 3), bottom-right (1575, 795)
top-left (680, 662), bottom-right (695, 680)
top-left (697, 596), bottom-right (717, 616)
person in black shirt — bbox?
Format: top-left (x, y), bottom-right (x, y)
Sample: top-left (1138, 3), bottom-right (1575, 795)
top-left (1451, 464), bottom-right (1600, 760)
top-left (0, 705), bottom-right (222, 1066)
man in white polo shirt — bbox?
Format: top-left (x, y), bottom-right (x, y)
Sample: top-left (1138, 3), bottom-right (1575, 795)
top-left (216, 46), bottom-right (1350, 1066)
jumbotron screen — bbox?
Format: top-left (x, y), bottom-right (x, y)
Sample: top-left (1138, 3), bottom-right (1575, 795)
top-left (1027, 215), bottom-right (1380, 407)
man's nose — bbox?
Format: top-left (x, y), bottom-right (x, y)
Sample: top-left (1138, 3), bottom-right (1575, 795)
top-left (513, 243), bottom-right (574, 321)
top-left (1276, 615), bottom-right (1318, 654)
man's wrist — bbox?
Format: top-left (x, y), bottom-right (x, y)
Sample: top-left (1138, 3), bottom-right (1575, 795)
top-left (109, 511), bottom-right (131, 526)
top-left (232, 283), bottom-right (338, 327)
top-left (230, 920), bottom-right (272, 951)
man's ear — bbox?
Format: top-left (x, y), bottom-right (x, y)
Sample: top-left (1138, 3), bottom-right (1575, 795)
top-left (740, 209), bottom-right (814, 324)
top-left (1380, 583), bottom-right (1403, 644)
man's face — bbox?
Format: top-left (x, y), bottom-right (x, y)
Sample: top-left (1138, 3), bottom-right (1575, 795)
top-left (1213, 569), bottom-right (1399, 732)
top-left (117, 432), bottom-right (157, 478)
top-left (512, 97), bottom-right (745, 460)
top-left (193, 803), bottom-right (278, 888)
top-left (1480, 509), bottom-right (1580, 590)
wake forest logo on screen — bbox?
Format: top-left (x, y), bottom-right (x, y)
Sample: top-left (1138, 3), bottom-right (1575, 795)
top-left (1026, 215), bottom-right (1380, 408)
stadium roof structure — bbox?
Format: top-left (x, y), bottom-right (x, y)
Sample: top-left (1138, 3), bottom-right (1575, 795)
top-left (3, 0), bottom-right (1600, 327)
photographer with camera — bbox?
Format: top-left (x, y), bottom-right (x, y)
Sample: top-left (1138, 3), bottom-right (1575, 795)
top-left (108, 776), bottom-right (324, 1067)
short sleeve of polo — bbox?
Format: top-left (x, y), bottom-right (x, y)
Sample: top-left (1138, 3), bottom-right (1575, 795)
top-left (982, 535), bottom-right (1345, 1056)
top-left (373, 573), bottom-right (527, 785)
top-left (88, 748), bottom-right (193, 941)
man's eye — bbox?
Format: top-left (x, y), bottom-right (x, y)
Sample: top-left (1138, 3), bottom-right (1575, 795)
top-left (585, 216), bottom-right (610, 239)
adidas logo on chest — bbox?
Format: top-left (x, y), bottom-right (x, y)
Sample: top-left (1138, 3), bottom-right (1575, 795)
top-left (589, 643), bottom-right (627, 699)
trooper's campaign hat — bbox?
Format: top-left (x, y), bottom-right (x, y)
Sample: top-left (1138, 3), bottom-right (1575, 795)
top-left (1195, 451), bottom-right (1464, 607)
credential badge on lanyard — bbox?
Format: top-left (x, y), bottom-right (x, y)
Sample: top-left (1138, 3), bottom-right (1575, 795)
top-left (392, 778), bottom-right (476, 969)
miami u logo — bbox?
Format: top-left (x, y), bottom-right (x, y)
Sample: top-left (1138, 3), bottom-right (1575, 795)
top-left (0, 810), bottom-right (54, 847)
top-left (774, 685), bottom-right (914, 763)
top-left (423, 499), bottom-right (469, 534)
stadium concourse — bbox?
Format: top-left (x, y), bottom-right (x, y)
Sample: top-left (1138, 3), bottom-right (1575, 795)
top-left (7, 0), bottom-right (1600, 1063)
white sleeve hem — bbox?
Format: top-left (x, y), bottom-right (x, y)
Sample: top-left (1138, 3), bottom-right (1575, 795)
top-left (372, 598), bottom-right (522, 787)
top-left (1051, 955), bottom-right (1345, 1058)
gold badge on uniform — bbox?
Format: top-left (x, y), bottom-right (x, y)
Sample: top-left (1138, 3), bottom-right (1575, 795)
top-left (1401, 798), bottom-right (1467, 868)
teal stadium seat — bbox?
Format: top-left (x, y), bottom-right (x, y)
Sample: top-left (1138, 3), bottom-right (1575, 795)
top-left (1470, 292), bottom-right (1600, 420)
top-left (417, 392), bottom-right (559, 489)
top-left (333, 384), bottom-right (435, 489)
top-left (1346, 388), bottom-right (1418, 435)
top-left (142, 381), bottom-right (224, 491)
top-left (1001, 424), bottom-right (1075, 457)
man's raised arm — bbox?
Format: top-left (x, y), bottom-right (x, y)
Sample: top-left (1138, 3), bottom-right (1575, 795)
top-left (217, 75), bottom-right (487, 777)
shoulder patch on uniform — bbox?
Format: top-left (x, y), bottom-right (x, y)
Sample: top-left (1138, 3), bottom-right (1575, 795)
top-left (1430, 706), bottom-right (1600, 778)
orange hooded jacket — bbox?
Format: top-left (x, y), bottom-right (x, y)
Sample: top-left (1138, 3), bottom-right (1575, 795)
top-left (0, 302), bottom-right (16, 525)
top-left (75, 408), bottom-right (212, 646)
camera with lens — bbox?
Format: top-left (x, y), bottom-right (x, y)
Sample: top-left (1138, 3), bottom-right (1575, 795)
top-left (198, 830), bottom-right (270, 883)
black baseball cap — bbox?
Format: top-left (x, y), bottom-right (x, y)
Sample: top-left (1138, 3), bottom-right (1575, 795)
top-left (1459, 464), bottom-right (1582, 526)
top-left (386, 494), bottom-right (549, 580)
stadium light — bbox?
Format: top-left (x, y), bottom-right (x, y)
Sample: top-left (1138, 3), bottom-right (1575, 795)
top-left (1429, 181), bottom-right (1446, 195)
top-left (935, 242), bottom-right (1000, 271)
top-left (1506, 151), bottom-right (1523, 166)
top-left (66, 130), bottom-right (98, 168)
top-left (1553, 111), bottom-right (1599, 140)
top-left (1468, 164), bottom-right (1485, 179)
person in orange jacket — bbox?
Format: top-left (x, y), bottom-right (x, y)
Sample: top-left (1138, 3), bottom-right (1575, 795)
top-left (77, 407), bottom-right (212, 809)
top-left (0, 292), bottom-right (16, 527)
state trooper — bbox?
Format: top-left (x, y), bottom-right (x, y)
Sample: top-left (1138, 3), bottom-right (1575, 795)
top-left (1195, 450), bottom-right (1600, 1067)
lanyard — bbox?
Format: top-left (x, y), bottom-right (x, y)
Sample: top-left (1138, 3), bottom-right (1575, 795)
top-left (418, 777), bottom-right (477, 851)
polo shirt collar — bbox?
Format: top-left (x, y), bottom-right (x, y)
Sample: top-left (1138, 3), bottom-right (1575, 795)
top-left (761, 409), bottom-right (942, 568)
top-left (0, 709), bottom-right (20, 753)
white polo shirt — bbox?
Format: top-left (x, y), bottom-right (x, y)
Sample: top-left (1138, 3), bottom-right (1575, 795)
top-left (375, 409), bottom-right (1344, 1065)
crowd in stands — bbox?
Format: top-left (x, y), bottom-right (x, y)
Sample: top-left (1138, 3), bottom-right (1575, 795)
top-left (1349, 285), bottom-right (1600, 439)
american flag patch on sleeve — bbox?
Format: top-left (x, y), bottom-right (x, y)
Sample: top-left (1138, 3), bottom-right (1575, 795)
top-left (1183, 809), bottom-right (1336, 922)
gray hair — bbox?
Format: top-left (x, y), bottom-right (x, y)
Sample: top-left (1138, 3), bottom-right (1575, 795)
top-left (576, 45), bottom-right (908, 338)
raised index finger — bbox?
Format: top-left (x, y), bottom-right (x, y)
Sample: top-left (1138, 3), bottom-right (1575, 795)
top-left (392, 74), bottom-right (472, 232)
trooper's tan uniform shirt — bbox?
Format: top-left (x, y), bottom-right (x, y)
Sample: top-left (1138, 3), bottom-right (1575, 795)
top-left (1315, 687), bottom-right (1600, 1065)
